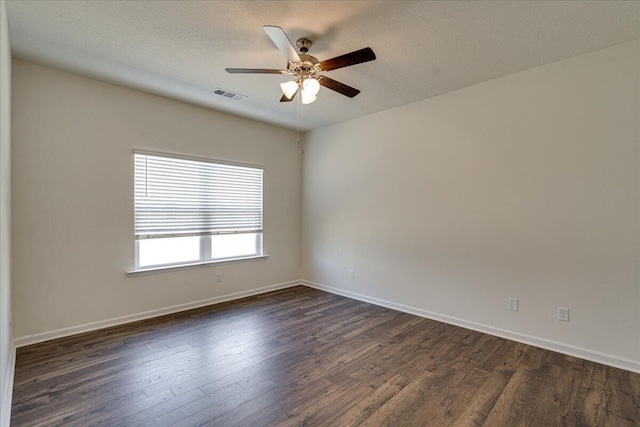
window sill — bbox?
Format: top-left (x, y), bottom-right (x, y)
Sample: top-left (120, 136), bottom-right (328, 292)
top-left (126, 255), bottom-right (268, 276)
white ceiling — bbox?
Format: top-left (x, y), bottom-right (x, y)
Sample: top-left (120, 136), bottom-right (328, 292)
top-left (6, 1), bottom-right (640, 131)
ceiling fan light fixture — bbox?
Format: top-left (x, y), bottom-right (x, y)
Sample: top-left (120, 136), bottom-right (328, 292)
top-left (229, 26), bottom-right (375, 104)
top-left (280, 80), bottom-right (299, 99)
top-left (300, 88), bottom-right (317, 105)
top-left (302, 77), bottom-right (320, 96)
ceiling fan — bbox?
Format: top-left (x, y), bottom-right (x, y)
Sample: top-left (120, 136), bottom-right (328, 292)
top-left (226, 26), bottom-right (376, 105)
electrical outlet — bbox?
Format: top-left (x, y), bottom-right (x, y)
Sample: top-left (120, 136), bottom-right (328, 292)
top-left (508, 298), bottom-right (518, 312)
top-left (349, 269), bottom-right (355, 279)
top-left (215, 273), bottom-right (222, 283)
top-left (557, 307), bottom-right (569, 322)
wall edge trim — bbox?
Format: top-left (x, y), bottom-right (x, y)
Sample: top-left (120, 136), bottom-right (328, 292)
top-left (14, 280), bottom-right (302, 348)
top-left (301, 280), bottom-right (640, 374)
top-left (1, 340), bottom-right (15, 427)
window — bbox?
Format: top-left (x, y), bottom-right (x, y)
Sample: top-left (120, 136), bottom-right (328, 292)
top-left (133, 151), bottom-right (263, 270)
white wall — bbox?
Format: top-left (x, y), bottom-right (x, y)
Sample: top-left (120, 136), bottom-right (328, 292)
top-left (302, 40), bottom-right (640, 370)
top-left (0, 0), bottom-right (13, 424)
top-left (11, 60), bottom-right (301, 340)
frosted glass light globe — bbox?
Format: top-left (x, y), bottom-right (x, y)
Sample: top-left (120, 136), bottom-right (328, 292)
top-left (302, 78), bottom-right (320, 96)
top-left (300, 89), bottom-right (317, 105)
top-left (280, 80), bottom-right (299, 99)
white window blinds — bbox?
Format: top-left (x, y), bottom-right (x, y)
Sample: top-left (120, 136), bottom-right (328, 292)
top-left (134, 151), bottom-right (263, 239)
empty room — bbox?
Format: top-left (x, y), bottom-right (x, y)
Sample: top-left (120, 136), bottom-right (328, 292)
top-left (0, 1), bottom-right (639, 426)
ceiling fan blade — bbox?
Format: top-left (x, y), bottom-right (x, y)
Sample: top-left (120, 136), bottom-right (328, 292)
top-left (319, 47), bottom-right (376, 72)
top-left (318, 76), bottom-right (361, 98)
top-left (226, 68), bottom-right (288, 74)
top-left (263, 25), bottom-right (301, 63)
top-left (280, 88), bottom-right (299, 102)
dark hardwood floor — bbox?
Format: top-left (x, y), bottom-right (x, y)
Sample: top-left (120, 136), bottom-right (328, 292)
top-left (11, 286), bottom-right (640, 426)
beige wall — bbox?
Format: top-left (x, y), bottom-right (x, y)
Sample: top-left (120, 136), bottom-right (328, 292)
top-left (0, 0), bottom-right (12, 423)
top-left (302, 40), bottom-right (640, 368)
top-left (11, 60), bottom-right (301, 339)
top-left (9, 39), bottom-right (640, 372)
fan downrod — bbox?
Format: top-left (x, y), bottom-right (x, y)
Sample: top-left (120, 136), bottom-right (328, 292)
top-left (296, 38), bottom-right (312, 53)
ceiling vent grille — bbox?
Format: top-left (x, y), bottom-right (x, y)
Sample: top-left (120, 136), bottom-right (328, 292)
top-left (211, 88), bottom-right (247, 101)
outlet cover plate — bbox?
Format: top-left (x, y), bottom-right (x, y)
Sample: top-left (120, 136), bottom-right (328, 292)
top-left (558, 307), bottom-right (569, 321)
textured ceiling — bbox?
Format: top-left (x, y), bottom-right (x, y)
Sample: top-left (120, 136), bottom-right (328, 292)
top-left (6, 1), bottom-right (640, 131)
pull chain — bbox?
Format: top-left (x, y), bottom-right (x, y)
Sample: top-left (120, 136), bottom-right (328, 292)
top-left (297, 87), bottom-right (304, 154)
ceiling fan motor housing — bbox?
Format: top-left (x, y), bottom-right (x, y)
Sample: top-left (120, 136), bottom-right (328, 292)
top-left (287, 39), bottom-right (319, 77)
top-left (288, 53), bottom-right (320, 78)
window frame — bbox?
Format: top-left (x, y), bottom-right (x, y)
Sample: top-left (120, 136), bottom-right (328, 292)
top-left (130, 150), bottom-right (265, 273)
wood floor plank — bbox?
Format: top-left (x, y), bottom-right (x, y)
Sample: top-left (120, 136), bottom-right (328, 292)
top-left (358, 369), bottom-right (442, 426)
top-left (114, 388), bottom-right (206, 427)
top-left (482, 366), bottom-right (539, 426)
top-left (11, 285), bottom-right (640, 426)
top-left (604, 365), bottom-right (638, 424)
top-left (406, 367), bottom-right (491, 426)
top-left (169, 380), bottom-right (278, 427)
top-left (450, 368), bottom-right (513, 426)
top-left (328, 373), bottom-right (411, 426)
top-left (267, 378), bottom-right (366, 427)
top-left (136, 382), bottom-right (251, 427)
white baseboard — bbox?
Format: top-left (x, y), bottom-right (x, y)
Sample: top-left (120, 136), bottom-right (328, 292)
top-left (12, 278), bottom-right (640, 374)
top-left (14, 280), bottom-right (302, 348)
top-left (1, 340), bottom-right (15, 427)
top-left (301, 280), bottom-right (640, 374)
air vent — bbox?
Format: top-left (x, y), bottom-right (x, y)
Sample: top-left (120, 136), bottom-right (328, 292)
top-left (211, 88), bottom-right (247, 101)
